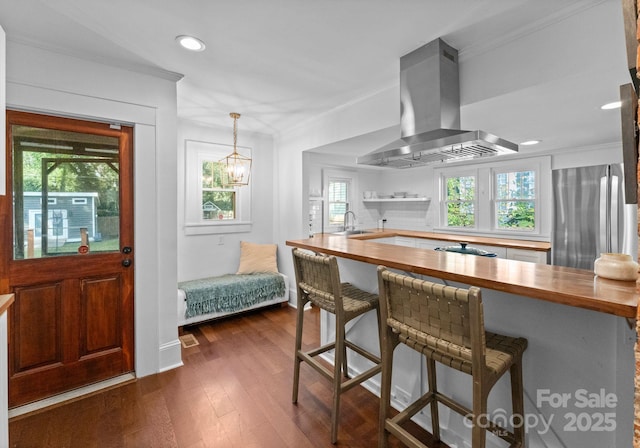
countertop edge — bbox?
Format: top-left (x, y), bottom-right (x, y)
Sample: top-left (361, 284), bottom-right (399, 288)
top-left (286, 237), bottom-right (637, 318)
top-left (0, 294), bottom-right (14, 316)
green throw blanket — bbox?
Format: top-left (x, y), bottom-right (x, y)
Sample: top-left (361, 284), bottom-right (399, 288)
top-left (179, 273), bottom-right (286, 318)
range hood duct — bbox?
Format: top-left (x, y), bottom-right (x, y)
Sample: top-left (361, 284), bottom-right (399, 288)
top-left (357, 38), bottom-right (518, 168)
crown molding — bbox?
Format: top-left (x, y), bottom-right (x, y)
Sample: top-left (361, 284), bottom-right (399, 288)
top-left (7, 35), bottom-right (184, 83)
top-left (458, 0), bottom-right (607, 61)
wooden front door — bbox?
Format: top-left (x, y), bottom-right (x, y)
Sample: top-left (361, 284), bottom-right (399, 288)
top-left (1, 111), bottom-right (134, 408)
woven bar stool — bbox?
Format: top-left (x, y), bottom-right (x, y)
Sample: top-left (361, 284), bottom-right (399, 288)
top-left (377, 266), bottom-right (527, 448)
top-left (291, 248), bottom-right (383, 444)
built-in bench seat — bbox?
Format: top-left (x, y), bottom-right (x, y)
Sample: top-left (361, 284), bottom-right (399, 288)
top-left (178, 272), bottom-right (289, 326)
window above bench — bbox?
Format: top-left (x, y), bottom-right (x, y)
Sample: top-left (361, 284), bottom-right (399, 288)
top-left (184, 139), bottom-right (253, 235)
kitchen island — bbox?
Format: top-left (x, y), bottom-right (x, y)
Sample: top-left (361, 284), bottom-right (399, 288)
top-left (286, 234), bottom-right (637, 447)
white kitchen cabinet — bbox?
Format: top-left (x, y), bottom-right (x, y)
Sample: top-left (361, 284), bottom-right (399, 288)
top-left (370, 237), bottom-right (397, 245)
top-left (394, 237), bottom-right (417, 247)
top-left (370, 235), bottom-right (548, 263)
top-left (415, 239), bottom-right (444, 250)
top-left (506, 248), bottom-right (549, 264)
top-left (470, 243), bottom-right (507, 258)
top-left (417, 239), bottom-right (506, 257)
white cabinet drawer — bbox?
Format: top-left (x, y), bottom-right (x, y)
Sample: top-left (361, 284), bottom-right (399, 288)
top-left (370, 237), bottom-right (397, 245)
top-left (395, 237), bottom-right (417, 247)
top-left (506, 248), bottom-right (548, 264)
top-left (416, 239), bottom-right (446, 250)
top-left (472, 244), bottom-right (507, 258)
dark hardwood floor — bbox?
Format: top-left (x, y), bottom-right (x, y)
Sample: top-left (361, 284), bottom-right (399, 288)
top-left (9, 305), bottom-right (445, 447)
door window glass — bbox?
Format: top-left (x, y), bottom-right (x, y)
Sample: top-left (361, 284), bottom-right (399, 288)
top-left (11, 125), bottom-right (120, 259)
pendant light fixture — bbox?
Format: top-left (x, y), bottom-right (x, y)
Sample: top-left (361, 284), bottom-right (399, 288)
top-left (221, 112), bottom-right (251, 186)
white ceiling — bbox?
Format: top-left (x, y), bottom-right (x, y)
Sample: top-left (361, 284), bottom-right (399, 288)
top-left (0, 0), bottom-right (632, 157)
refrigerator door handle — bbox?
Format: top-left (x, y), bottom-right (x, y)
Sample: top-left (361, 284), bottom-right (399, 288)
top-left (610, 174), bottom-right (619, 253)
top-left (599, 175), bottom-right (608, 253)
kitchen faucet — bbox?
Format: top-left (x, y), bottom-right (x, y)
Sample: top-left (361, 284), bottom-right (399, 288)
top-left (343, 211), bottom-right (356, 231)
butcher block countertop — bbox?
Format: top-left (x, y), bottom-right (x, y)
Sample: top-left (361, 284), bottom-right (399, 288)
top-left (286, 234), bottom-right (638, 318)
top-left (0, 294), bottom-right (14, 316)
top-left (347, 228), bottom-right (551, 251)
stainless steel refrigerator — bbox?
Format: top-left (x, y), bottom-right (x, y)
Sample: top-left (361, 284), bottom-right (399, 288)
top-left (552, 164), bottom-right (638, 269)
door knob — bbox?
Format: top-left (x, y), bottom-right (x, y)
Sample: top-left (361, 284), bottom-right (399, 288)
top-left (122, 259), bottom-right (132, 267)
top-left (122, 247), bottom-right (132, 254)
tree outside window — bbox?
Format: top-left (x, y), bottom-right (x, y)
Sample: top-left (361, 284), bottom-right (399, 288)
top-left (202, 160), bottom-right (235, 220)
top-left (495, 170), bottom-right (535, 230)
top-left (445, 175), bottom-right (475, 227)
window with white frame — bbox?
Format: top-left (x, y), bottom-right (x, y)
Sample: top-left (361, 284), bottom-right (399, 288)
top-left (434, 156), bottom-right (550, 237)
top-left (201, 160), bottom-right (236, 221)
top-left (184, 140), bottom-right (252, 235)
top-left (323, 168), bottom-right (356, 232)
top-left (328, 178), bottom-right (350, 227)
top-left (494, 169), bottom-right (536, 231)
top-left (443, 173), bottom-right (476, 228)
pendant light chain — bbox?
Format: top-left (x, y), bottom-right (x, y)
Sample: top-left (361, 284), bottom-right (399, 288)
top-left (231, 112), bottom-right (240, 155)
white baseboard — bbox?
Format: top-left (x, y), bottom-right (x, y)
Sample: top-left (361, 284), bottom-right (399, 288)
top-left (159, 338), bottom-right (183, 373)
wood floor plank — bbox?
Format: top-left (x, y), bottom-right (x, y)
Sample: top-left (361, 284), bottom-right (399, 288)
top-left (9, 305), bottom-right (442, 447)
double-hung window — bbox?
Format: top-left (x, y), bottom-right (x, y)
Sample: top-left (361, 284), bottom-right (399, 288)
top-left (444, 174), bottom-right (476, 228)
top-left (327, 178), bottom-right (350, 227)
top-left (323, 168), bottom-right (356, 232)
top-left (184, 140), bottom-right (252, 235)
top-left (201, 160), bottom-right (236, 221)
top-left (435, 156), bottom-right (549, 236)
top-left (494, 170), bottom-right (536, 231)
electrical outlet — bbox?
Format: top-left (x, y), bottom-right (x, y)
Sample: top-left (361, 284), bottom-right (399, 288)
top-left (218, 236), bottom-right (224, 245)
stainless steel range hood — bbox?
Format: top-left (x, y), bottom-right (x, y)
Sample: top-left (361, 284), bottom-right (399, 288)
top-left (357, 38), bottom-right (518, 168)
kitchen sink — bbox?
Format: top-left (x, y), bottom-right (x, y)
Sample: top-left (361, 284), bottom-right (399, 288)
top-left (331, 230), bottom-right (372, 236)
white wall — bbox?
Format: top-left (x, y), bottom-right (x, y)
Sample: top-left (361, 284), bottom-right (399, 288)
top-left (177, 118), bottom-right (278, 281)
top-left (275, 86), bottom-right (398, 288)
top-left (5, 41), bottom-right (182, 377)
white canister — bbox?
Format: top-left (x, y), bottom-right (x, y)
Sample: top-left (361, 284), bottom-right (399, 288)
top-left (594, 253), bottom-right (639, 281)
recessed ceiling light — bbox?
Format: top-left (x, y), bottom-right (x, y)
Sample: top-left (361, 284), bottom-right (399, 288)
top-left (520, 140), bottom-right (541, 146)
top-left (176, 35), bottom-right (206, 52)
top-left (601, 101), bottom-right (622, 110)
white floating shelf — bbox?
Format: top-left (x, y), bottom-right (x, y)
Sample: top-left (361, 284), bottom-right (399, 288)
top-left (363, 197), bottom-right (430, 203)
